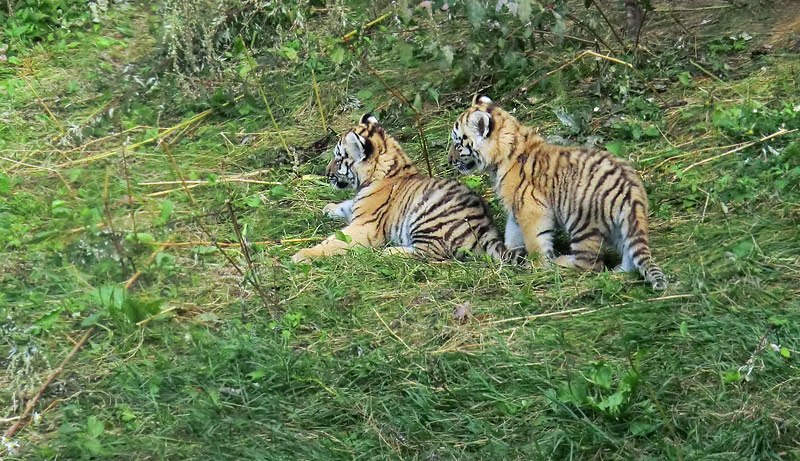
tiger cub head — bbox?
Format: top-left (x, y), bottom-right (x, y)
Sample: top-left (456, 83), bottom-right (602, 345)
top-left (448, 94), bottom-right (495, 174)
top-left (326, 113), bottom-right (389, 189)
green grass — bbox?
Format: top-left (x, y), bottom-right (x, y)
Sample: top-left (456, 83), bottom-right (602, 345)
top-left (2, 1), bottom-right (800, 460)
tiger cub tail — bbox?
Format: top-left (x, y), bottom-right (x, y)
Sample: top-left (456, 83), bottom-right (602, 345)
top-left (622, 231), bottom-right (667, 291)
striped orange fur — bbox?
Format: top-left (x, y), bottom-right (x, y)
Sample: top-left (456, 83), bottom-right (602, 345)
top-left (292, 114), bottom-right (524, 265)
top-left (448, 95), bottom-right (667, 290)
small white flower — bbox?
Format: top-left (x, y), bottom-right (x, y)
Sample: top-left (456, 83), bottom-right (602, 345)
top-left (593, 106), bottom-right (600, 112)
top-left (793, 104), bottom-right (800, 112)
top-left (752, 109), bottom-right (758, 113)
top-left (769, 343), bottom-right (781, 352)
top-left (184, 333), bottom-right (191, 341)
top-left (2, 436), bottom-right (21, 454)
top-left (33, 412), bottom-right (42, 424)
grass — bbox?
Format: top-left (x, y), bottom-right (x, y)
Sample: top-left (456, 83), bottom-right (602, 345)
top-left (2, 1), bottom-right (800, 459)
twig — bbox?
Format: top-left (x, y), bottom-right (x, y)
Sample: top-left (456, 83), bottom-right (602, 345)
top-left (135, 305), bottom-right (180, 327)
top-left (346, 44), bottom-right (433, 176)
top-left (226, 199), bottom-right (276, 311)
top-left (654, 5), bottom-right (732, 12)
top-left (60, 109), bottom-right (213, 167)
top-left (126, 241), bottom-right (172, 289)
top-left (372, 308), bottom-right (413, 352)
top-left (341, 13), bottom-right (392, 42)
top-left (512, 50), bottom-right (661, 102)
top-left (690, 59), bottom-right (726, 84)
top-left (101, 167), bottom-right (132, 277)
top-left (57, 95), bottom-right (244, 167)
top-left (143, 237), bottom-right (321, 247)
top-left (589, 0), bottom-right (626, 49)
top-left (3, 329), bottom-right (92, 439)
top-left (160, 140), bottom-right (195, 205)
top-left (634, 7), bottom-right (647, 50)
top-left (143, 179), bottom-right (280, 197)
top-left (681, 129), bottom-right (796, 173)
top-left (20, 74), bottom-right (64, 135)
top-left (139, 179), bottom-right (280, 186)
top-left (0, 155), bottom-right (76, 198)
top-left (488, 293), bottom-right (695, 326)
top-left (63, 126), bottom-right (147, 154)
top-left (121, 142), bottom-right (137, 237)
top-left (565, 12), bottom-right (612, 51)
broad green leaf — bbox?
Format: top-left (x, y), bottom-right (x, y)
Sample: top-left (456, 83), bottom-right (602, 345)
top-left (591, 362), bottom-right (613, 390)
top-left (606, 141), bottom-right (625, 156)
top-left (136, 233), bottom-right (155, 243)
top-left (86, 416), bottom-right (104, 437)
top-left (335, 230), bottom-right (352, 244)
top-left (34, 306), bottom-right (64, 330)
top-left (330, 46), bottom-right (346, 64)
top-left (248, 369), bottom-right (266, 380)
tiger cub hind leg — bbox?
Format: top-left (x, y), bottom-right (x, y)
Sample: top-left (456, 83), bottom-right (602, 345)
top-left (557, 231), bottom-right (606, 272)
top-left (383, 246), bottom-right (416, 257)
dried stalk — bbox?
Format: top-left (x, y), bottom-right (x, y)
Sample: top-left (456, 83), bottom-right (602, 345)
top-left (143, 237), bottom-right (321, 248)
top-left (311, 69), bottom-right (328, 132)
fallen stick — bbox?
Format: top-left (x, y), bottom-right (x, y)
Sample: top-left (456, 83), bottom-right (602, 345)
top-left (3, 329), bottom-right (92, 439)
top-left (681, 129), bottom-right (796, 173)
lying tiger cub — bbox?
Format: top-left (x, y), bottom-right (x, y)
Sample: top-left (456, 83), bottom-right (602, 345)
top-left (292, 114), bottom-right (523, 265)
top-left (448, 95), bottom-right (667, 290)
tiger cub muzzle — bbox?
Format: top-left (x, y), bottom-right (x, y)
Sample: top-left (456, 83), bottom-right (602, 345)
top-left (325, 159), bottom-right (351, 189)
top-left (448, 144), bottom-right (477, 173)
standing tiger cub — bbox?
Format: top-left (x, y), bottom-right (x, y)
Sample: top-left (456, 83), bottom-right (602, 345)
top-left (448, 95), bottom-right (667, 290)
top-left (292, 114), bottom-right (523, 264)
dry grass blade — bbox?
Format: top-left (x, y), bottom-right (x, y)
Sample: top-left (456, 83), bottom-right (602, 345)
top-left (143, 237), bottom-right (321, 248)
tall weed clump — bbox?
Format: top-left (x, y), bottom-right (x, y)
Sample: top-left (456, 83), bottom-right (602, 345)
top-left (158, 0), bottom-right (312, 94)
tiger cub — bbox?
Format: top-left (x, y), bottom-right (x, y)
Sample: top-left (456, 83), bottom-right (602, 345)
top-left (448, 95), bottom-right (667, 290)
top-left (291, 114), bottom-right (523, 264)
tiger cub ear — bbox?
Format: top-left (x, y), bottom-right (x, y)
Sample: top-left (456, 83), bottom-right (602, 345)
top-left (471, 94), bottom-right (493, 106)
top-left (467, 110), bottom-right (492, 139)
top-left (344, 131), bottom-right (373, 160)
top-left (360, 113), bottom-right (379, 125)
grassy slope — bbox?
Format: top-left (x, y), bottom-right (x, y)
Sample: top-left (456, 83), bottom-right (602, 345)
top-left (1, 1), bottom-right (799, 460)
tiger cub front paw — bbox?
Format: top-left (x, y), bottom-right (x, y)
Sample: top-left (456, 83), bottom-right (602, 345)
top-left (322, 203), bottom-right (340, 218)
top-left (291, 249), bottom-right (314, 264)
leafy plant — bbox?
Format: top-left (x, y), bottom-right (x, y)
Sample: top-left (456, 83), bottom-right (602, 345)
top-left (546, 361), bottom-right (642, 419)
